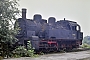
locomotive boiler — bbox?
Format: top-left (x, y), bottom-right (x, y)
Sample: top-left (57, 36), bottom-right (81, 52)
top-left (15, 8), bottom-right (83, 52)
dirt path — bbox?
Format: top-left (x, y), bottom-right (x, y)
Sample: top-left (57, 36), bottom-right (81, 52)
top-left (4, 50), bottom-right (90, 60)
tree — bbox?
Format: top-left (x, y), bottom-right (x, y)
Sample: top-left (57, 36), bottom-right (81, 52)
top-left (0, 0), bottom-right (19, 58)
top-left (83, 36), bottom-right (90, 45)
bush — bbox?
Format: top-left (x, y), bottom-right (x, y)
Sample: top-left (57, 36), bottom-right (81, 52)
top-left (12, 46), bottom-right (27, 57)
top-left (81, 43), bottom-right (90, 48)
top-left (12, 41), bottom-right (35, 57)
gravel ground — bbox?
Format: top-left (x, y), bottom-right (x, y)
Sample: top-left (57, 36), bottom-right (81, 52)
top-left (4, 50), bottom-right (90, 60)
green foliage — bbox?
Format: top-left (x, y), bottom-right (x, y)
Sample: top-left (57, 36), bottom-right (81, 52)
top-left (0, 0), bottom-right (19, 58)
top-left (26, 41), bottom-right (35, 57)
top-left (81, 43), bottom-right (90, 48)
top-left (12, 46), bottom-right (27, 57)
top-left (12, 41), bottom-right (35, 57)
top-left (0, 0), bottom-right (19, 44)
top-left (0, 56), bottom-right (3, 60)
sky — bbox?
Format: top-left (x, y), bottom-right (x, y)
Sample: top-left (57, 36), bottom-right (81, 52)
top-left (18, 0), bottom-right (90, 37)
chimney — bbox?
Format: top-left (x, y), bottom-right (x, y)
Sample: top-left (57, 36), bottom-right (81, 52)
top-left (22, 8), bottom-right (27, 19)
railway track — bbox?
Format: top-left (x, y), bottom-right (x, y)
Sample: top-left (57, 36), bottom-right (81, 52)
top-left (66, 48), bottom-right (90, 52)
top-left (42, 48), bottom-right (90, 54)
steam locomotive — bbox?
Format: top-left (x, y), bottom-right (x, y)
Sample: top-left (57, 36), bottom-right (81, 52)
top-left (15, 8), bottom-right (83, 52)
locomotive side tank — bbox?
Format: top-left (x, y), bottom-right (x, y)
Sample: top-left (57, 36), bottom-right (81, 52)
top-left (15, 8), bottom-right (83, 52)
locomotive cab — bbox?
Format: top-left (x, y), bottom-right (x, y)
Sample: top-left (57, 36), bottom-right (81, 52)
top-left (69, 21), bottom-right (83, 40)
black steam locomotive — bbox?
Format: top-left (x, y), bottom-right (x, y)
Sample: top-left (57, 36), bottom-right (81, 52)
top-left (15, 8), bottom-right (83, 52)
